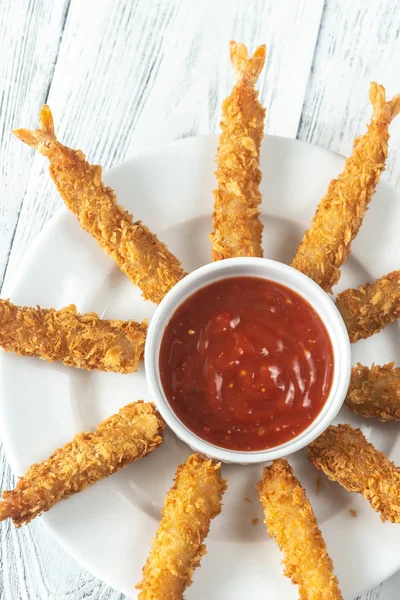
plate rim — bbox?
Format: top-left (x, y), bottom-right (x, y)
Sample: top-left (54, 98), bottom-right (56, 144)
top-left (1, 132), bottom-right (400, 599)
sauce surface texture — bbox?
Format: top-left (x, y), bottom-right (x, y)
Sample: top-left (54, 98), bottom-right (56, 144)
top-left (159, 277), bottom-right (334, 451)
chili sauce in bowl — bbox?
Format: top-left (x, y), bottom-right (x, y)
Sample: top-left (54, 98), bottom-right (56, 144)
top-left (145, 257), bottom-right (350, 464)
top-left (159, 277), bottom-right (333, 452)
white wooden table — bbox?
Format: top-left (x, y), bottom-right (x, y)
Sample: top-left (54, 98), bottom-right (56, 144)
top-left (1, 0), bottom-right (400, 598)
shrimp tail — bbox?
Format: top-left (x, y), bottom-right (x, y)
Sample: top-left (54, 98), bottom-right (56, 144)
top-left (229, 41), bottom-right (266, 85)
top-left (13, 105), bottom-right (56, 155)
top-left (370, 82), bottom-right (400, 122)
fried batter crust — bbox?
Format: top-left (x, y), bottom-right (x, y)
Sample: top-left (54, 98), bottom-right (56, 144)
top-left (137, 453), bottom-right (227, 600)
top-left (13, 106), bottom-right (186, 304)
top-left (336, 270), bottom-right (400, 342)
top-left (0, 299), bottom-right (147, 373)
top-left (346, 362), bottom-right (400, 420)
top-left (308, 424), bottom-right (400, 523)
top-left (210, 41), bottom-right (266, 261)
top-left (0, 401), bottom-right (165, 527)
top-left (257, 459), bottom-right (342, 600)
top-left (292, 84), bottom-right (400, 293)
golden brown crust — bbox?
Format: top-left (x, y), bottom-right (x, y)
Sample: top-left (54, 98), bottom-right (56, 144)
top-left (346, 362), bottom-right (400, 420)
top-left (13, 106), bottom-right (186, 304)
top-left (210, 41), bottom-right (266, 261)
top-left (0, 299), bottom-right (147, 373)
top-left (137, 453), bottom-right (227, 600)
top-left (308, 424), bottom-right (400, 523)
top-left (336, 270), bottom-right (400, 342)
top-left (0, 401), bottom-right (165, 527)
top-left (292, 84), bottom-right (400, 293)
top-left (257, 459), bottom-right (342, 600)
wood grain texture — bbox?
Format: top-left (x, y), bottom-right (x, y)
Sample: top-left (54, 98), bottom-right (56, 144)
top-left (2, 0), bottom-right (178, 295)
top-left (2, 0), bottom-right (324, 295)
top-left (125, 0), bottom-right (324, 154)
top-left (0, 0), bottom-right (70, 292)
top-left (1, 0), bottom-right (400, 598)
top-left (298, 0), bottom-right (400, 188)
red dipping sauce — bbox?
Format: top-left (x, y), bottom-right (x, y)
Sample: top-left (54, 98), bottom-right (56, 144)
top-left (159, 277), bottom-right (334, 451)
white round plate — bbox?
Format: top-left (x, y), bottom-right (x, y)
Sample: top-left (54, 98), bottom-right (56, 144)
top-left (1, 135), bottom-right (400, 600)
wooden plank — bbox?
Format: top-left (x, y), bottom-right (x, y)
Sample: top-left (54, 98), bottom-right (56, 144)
top-left (127, 0), bottom-right (325, 153)
top-left (2, 0), bottom-right (179, 295)
top-left (0, 0), bottom-right (70, 292)
top-left (298, 0), bottom-right (400, 188)
top-left (359, 573), bottom-right (400, 600)
top-left (2, 0), bottom-right (324, 294)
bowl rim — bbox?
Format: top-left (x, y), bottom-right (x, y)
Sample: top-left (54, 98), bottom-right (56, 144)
top-left (144, 257), bottom-right (351, 464)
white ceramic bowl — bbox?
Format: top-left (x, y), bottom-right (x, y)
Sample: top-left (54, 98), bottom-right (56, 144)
top-left (145, 258), bottom-right (351, 464)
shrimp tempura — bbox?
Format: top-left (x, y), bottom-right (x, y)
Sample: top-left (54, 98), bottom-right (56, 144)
top-left (336, 270), bottom-right (400, 342)
top-left (0, 401), bottom-right (165, 527)
top-left (346, 362), bottom-right (400, 420)
top-left (257, 459), bottom-right (343, 600)
top-left (14, 106), bottom-right (186, 304)
top-left (308, 424), bottom-right (400, 523)
top-left (292, 83), bottom-right (400, 293)
top-left (210, 41), bottom-right (266, 261)
top-left (0, 299), bottom-right (147, 373)
top-left (137, 453), bottom-right (227, 599)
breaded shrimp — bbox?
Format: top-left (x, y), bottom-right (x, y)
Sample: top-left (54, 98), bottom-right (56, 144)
top-left (0, 299), bottom-right (147, 373)
top-left (292, 84), bottom-right (400, 293)
top-left (137, 453), bottom-right (227, 600)
top-left (257, 459), bottom-right (342, 600)
top-left (336, 270), bottom-right (400, 342)
top-left (210, 41), bottom-right (266, 261)
top-left (13, 106), bottom-right (186, 304)
top-left (0, 402), bottom-right (164, 527)
top-left (308, 424), bottom-right (400, 523)
top-left (346, 362), bottom-right (400, 421)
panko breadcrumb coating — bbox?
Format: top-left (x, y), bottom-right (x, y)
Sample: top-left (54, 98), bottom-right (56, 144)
top-left (14, 106), bottom-right (186, 304)
top-left (336, 270), bottom-right (400, 342)
top-left (0, 401), bottom-right (164, 527)
top-left (0, 299), bottom-right (147, 373)
top-left (308, 424), bottom-right (400, 523)
top-left (346, 362), bottom-right (400, 420)
top-left (292, 83), bottom-right (400, 293)
top-left (210, 41), bottom-right (266, 261)
top-left (137, 453), bottom-right (227, 600)
top-left (257, 459), bottom-right (343, 600)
